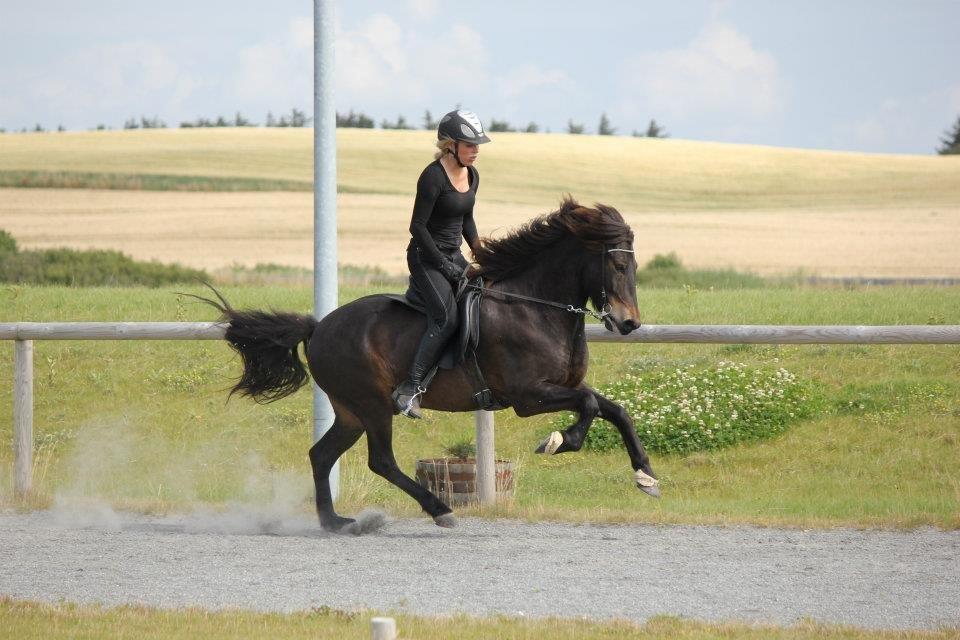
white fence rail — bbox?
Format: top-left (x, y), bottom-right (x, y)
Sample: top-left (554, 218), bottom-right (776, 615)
top-left (4, 322), bottom-right (960, 500)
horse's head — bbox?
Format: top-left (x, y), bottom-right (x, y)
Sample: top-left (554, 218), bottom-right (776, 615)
top-left (586, 237), bottom-right (642, 335)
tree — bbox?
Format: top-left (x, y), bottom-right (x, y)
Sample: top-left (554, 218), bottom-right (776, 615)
top-left (423, 110), bottom-right (438, 130)
top-left (937, 114), bottom-right (960, 155)
top-left (265, 111), bottom-right (277, 127)
top-left (489, 118), bottom-right (514, 132)
top-left (598, 113), bottom-right (615, 136)
top-left (523, 122), bottom-right (539, 133)
top-left (381, 115), bottom-right (411, 130)
top-left (337, 110), bottom-right (374, 128)
top-left (567, 119), bottom-right (585, 135)
top-left (234, 112), bottom-right (254, 127)
top-left (644, 119), bottom-right (668, 138)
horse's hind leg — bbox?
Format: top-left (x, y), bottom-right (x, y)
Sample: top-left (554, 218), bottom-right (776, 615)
top-left (308, 406), bottom-right (363, 533)
top-left (365, 412), bottom-right (457, 528)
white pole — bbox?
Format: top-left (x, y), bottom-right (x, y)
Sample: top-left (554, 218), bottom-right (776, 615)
top-left (475, 410), bottom-right (495, 505)
top-left (370, 618), bottom-right (397, 640)
top-left (371, 617), bottom-right (397, 640)
top-left (313, 0), bottom-right (339, 498)
top-left (13, 340), bottom-right (33, 497)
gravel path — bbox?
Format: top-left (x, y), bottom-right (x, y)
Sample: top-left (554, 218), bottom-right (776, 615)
top-left (1, 508), bottom-right (958, 631)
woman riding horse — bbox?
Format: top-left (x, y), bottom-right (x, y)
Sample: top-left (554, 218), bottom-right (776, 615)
top-left (195, 199), bottom-right (659, 533)
top-left (392, 109), bottom-right (491, 419)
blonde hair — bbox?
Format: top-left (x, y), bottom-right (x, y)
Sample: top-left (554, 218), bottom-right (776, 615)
top-left (434, 138), bottom-right (456, 160)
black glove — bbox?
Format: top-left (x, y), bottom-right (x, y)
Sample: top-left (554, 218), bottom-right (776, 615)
top-left (438, 259), bottom-right (464, 284)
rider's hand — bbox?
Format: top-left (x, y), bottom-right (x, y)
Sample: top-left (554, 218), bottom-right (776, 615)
top-left (439, 259), bottom-right (463, 284)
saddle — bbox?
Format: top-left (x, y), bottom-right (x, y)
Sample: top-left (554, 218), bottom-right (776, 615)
top-left (383, 277), bottom-right (504, 411)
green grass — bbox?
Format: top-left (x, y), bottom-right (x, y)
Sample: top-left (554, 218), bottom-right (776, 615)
top-left (2, 128), bottom-right (958, 210)
top-left (2, 599), bottom-right (956, 640)
top-left (0, 170), bottom-right (312, 191)
top-left (0, 285), bottom-right (958, 528)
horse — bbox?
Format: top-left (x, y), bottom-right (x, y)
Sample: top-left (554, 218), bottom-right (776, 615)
top-left (195, 197), bottom-right (660, 533)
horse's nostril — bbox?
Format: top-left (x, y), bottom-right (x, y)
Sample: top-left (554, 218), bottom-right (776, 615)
top-left (623, 319), bottom-right (639, 332)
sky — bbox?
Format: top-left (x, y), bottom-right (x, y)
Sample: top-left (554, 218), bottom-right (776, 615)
top-left (1, 1), bottom-right (959, 154)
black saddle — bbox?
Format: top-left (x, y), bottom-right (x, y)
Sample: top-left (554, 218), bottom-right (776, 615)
top-left (383, 278), bottom-right (482, 370)
top-left (383, 277), bottom-right (503, 410)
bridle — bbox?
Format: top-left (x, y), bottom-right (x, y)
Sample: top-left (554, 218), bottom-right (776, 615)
top-left (465, 244), bottom-right (635, 322)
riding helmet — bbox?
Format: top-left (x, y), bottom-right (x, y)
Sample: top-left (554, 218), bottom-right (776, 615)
top-left (437, 110), bottom-right (491, 144)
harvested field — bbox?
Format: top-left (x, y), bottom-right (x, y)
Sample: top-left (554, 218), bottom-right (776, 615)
top-left (2, 188), bottom-right (958, 277)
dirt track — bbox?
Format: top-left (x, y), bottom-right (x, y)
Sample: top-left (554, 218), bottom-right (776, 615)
top-left (1, 509), bottom-right (957, 630)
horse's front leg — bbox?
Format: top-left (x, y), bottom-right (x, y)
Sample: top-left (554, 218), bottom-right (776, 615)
top-left (510, 382), bottom-right (599, 454)
top-left (588, 385), bottom-right (660, 498)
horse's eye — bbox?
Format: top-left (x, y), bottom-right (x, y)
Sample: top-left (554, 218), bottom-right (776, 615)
top-left (615, 264), bottom-right (627, 274)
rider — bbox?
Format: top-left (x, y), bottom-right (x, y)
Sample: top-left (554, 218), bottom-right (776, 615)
top-left (391, 109), bottom-right (491, 418)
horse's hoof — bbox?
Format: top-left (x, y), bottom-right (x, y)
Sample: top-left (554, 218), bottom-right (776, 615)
top-left (341, 520), bottom-right (364, 535)
top-left (322, 516), bottom-right (357, 534)
top-left (638, 484), bottom-right (661, 498)
top-left (634, 469), bottom-right (661, 498)
top-left (535, 431), bottom-right (563, 455)
top-left (433, 513), bottom-right (458, 528)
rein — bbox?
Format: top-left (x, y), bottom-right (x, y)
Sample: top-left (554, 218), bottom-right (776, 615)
top-left (465, 246), bottom-right (634, 322)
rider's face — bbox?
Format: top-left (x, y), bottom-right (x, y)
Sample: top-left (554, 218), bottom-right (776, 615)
top-left (456, 142), bottom-right (479, 165)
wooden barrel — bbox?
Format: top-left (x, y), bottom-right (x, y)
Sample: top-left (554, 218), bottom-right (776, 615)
top-left (415, 458), bottom-right (514, 506)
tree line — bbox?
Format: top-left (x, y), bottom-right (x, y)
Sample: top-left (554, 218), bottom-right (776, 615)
top-left (5, 110), bottom-right (958, 150)
top-left (0, 108), bottom-right (670, 138)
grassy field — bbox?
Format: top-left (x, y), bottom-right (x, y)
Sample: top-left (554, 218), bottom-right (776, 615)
top-left (1, 285), bottom-right (957, 529)
top-left (2, 128), bottom-right (959, 277)
top-left (3, 598), bottom-right (957, 640)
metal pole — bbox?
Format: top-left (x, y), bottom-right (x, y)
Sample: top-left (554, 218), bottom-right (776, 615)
top-left (13, 340), bottom-right (33, 497)
top-left (314, 0), bottom-right (339, 498)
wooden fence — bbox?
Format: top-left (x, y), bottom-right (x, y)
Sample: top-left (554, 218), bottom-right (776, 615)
top-left (3, 322), bottom-right (960, 501)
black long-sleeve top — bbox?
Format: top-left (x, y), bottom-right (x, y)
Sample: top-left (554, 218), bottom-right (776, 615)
top-left (407, 160), bottom-right (480, 267)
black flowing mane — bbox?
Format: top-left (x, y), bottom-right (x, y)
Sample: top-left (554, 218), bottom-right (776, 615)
top-left (472, 196), bottom-right (633, 282)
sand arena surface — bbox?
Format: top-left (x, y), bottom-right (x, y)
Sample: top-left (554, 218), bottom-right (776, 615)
top-left (2, 187), bottom-right (959, 278)
top-left (1, 509), bottom-right (958, 630)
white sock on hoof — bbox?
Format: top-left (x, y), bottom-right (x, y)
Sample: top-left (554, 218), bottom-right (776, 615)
top-left (633, 469), bottom-right (659, 488)
top-left (540, 431), bottom-right (563, 455)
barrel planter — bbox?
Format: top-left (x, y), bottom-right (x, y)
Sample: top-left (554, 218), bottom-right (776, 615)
top-left (414, 458), bottom-right (514, 506)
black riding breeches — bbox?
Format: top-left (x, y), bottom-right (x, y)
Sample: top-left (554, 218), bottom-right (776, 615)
top-left (404, 245), bottom-right (467, 384)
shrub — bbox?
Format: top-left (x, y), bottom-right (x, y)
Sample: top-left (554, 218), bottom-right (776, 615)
top-left (0, 240), bottom-right (208, 287)
top-left (0, 229), bottom-right (17, 256)
top-left (444, 440), bottom-right (476, 460)
top-left (552, 361), bottom-right (820, 455)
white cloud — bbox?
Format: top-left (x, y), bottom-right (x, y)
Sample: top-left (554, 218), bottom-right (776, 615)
top-left (616, 22), bottom-right (784, 125)
top-left (497, 64), bottom-right (574, 98)
top-left (2, 40), bottom-right (202, 127)
top-left (846, 88), bottom-right (960, 154)
top-left (407, 0), bottom-right (439, 21)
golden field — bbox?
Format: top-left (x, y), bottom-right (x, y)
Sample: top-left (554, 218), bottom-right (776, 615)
top-left (1, 128), bottom-right (959, 276)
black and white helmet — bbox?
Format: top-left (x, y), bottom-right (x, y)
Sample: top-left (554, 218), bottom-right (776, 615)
top-left (437, 109), bottom-right (491, 144)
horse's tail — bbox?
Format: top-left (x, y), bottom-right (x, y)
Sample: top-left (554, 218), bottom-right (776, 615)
top-left (184, 284), bottom-right (317, 404)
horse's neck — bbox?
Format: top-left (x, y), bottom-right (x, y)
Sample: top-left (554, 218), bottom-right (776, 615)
top-left (493, 241), bottom-right (588, 310)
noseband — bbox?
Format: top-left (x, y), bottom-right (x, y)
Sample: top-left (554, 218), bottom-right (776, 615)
top-left (467, 244), bottom-right (634, 322)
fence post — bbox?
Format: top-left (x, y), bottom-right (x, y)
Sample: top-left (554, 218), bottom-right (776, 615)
top-left (475, 410), bottom-right (495, 505)
top-left (371, 617), bottom-right (397, 640)
top-left (13, 339), bottom-right (33, 497)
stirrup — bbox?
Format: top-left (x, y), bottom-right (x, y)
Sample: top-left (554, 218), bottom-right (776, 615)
top-left (392, 384), bottom-right (426, 419)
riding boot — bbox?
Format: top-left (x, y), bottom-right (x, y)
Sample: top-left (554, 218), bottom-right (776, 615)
top-left (392, 328), bottom-right (450, 418)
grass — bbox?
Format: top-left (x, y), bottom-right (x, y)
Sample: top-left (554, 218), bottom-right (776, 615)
top-left (0, 170), bottom-right (311, 191)
top-left (1, 284), bottom-right (958, 529)
top-left (2, 599), bottom-right (957, 640)
top-left (1, 128), bottom-right (959, 211)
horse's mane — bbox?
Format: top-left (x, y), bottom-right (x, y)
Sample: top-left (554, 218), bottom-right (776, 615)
top-left (472, 196), bottom-right (633, 282)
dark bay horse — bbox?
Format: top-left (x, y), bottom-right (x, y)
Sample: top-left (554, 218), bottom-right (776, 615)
top-left (198, 197), bottom-right (659, 533)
